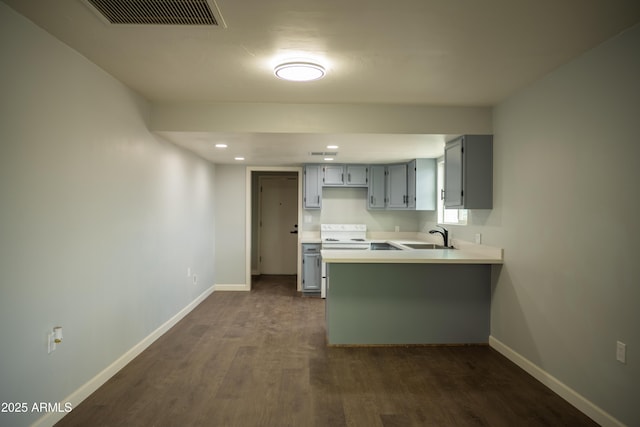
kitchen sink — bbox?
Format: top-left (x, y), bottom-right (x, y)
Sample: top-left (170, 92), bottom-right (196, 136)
top-left (370, 242), bottom-right (402, 250)
top-left (403, 243), bottom-right (453, 250)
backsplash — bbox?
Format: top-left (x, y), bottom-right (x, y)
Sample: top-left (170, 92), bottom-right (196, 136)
top-left (301, 187), bottom-right (421, 232)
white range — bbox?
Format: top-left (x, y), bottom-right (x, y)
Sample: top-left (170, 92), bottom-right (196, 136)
top-left (320, 223), bottom-right (370, 249)
top-left (319, 224), bottom-right (370, 297)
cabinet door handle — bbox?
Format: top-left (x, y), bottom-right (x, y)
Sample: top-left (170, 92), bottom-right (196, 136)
top-left (348, 173), bottom-right (351, 182)
top-left (370, 195), bottom-right (373, 204)
top-left (441, 189), bottom-right (445, 200)
top-left (317, 195), bottom-right (320, 203)
top-left (317, 258), bottom-right (320, 267)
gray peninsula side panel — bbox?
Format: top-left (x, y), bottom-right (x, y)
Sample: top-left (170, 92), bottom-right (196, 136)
top-left (326, 263), bottom-right (491, 345)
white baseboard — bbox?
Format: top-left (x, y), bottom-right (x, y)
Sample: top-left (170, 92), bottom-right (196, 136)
top-left (489, 336), bottom-right (624, 427)
top-left (214, 283), bottom-right (250, 291)
top-left (32, 285), bottom-right (215, 427)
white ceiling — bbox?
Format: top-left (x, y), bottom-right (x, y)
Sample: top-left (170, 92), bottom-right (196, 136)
top-left (5, 0), bottom-right (640, 165)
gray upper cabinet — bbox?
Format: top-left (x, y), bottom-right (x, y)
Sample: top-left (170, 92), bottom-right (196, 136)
top-left (444, 135), bottom-right (493, 209)
top-left (407, 160), bottom-right (417, 209)
top-left (386, 160), bottom-right (436, 211)
top-left (304, 158), bottom-right (436, 211)
top-left (322, 164), bottom-right (368, 187)
top-left (323, 164), bottom-right (345, 186)
top-left (408, 159), bottom-right (437, 211)
top-left (303, 164), bottom-right (323, 209)
top-left (386, 163), bottom-right (408, 209)
top-left (345, 165), bottom-right (368, 186)
top-left (367, 165), bottom-right (386, 209)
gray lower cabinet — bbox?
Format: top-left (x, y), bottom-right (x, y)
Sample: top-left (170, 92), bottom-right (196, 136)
top-left (303, 164), bottom-right (322, 209)
top-left (444, 135), bottom-right (493, 209)
top-left (301, 244), bottom-right (321, 293)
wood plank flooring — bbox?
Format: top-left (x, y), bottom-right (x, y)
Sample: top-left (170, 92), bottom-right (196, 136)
top-left (56, 275), bottom-right (599, 427)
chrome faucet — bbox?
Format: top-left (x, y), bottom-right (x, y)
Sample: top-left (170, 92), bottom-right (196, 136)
top-left (429, 226), bottom-right (450, 248)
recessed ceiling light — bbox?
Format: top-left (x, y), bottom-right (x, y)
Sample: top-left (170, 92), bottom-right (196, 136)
top-left (324, 157), bottom-right (334, 161)
top-left (234, 157), bottom-right (245, 161)
top-left (215, 143), bottom-right (228, 148)
top-left (327, 145), bottom-right (339, 149)
top-left (274, 61), bottom-right (325, 82)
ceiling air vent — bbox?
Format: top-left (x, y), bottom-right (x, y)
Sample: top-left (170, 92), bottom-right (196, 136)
top-left (84, 0), bottom-right (225, 26)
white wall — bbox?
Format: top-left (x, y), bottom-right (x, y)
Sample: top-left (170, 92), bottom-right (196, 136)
top-left (0, 4), bottom-right (217, 427)
top-left (422, 24), bottom-right (640, 426)
top-left (152, 102), bottom-right (492, 135)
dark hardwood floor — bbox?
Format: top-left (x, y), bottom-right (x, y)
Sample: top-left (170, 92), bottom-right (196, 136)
top-left (56, 275), bottom-right (598, 427)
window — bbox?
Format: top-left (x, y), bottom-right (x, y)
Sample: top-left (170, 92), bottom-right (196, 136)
top-left (437, 160), bottom-right (467, 225)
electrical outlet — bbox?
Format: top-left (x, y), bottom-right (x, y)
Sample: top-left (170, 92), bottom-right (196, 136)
top-left (193, 274), bottom-right (198, 284)
top-left (616, 341), bottom-right (626, 364)
top-left (187, 267), bottom-right (191, 277)
top-left (475, 233), bottom-right (482, 244)
top-left (395, 225), bottom-right (400, 232)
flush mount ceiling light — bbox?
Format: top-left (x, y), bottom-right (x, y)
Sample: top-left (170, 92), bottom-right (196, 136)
top-left (274, 61), bottom-right (325, 82)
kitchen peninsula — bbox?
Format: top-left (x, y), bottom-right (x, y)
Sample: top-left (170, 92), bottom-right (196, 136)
top-left (321, 240), bottom-right (503, 346)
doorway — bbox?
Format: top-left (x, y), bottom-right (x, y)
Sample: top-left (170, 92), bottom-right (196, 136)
top-left (247, 168), bottom-right (302, 291)
top-left (259, 175), bottom-right (298, 274)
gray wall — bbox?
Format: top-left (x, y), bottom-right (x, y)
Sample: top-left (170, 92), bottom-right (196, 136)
top-left (421, 24), bottom-right (640, 426)
top-left (0, 5), bottom-right (216, 426)
top-left (214, 165), bottom-right (246, 285)
top-left (302, 187), bottom-right (422, 232)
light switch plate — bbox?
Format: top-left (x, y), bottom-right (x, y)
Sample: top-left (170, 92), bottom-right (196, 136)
top-left (48, 333), bottom-right (55, 354)
top-left (617, 341), bottom-right (626, 364)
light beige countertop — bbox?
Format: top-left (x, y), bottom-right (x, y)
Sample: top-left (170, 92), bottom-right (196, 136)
top-left (299, 231), bottom-right (503, 264)
top-left (322, 236), bottom-right (503, 265)
top-left (321, 248), bottom-right (502, 264)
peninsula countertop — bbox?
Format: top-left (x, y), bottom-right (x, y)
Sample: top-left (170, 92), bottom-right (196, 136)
top-left (321, 238), bottom-right (503, 265)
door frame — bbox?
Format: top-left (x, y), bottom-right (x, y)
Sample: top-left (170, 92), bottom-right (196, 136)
top-left (246, 166), bottom-right (303, 291)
